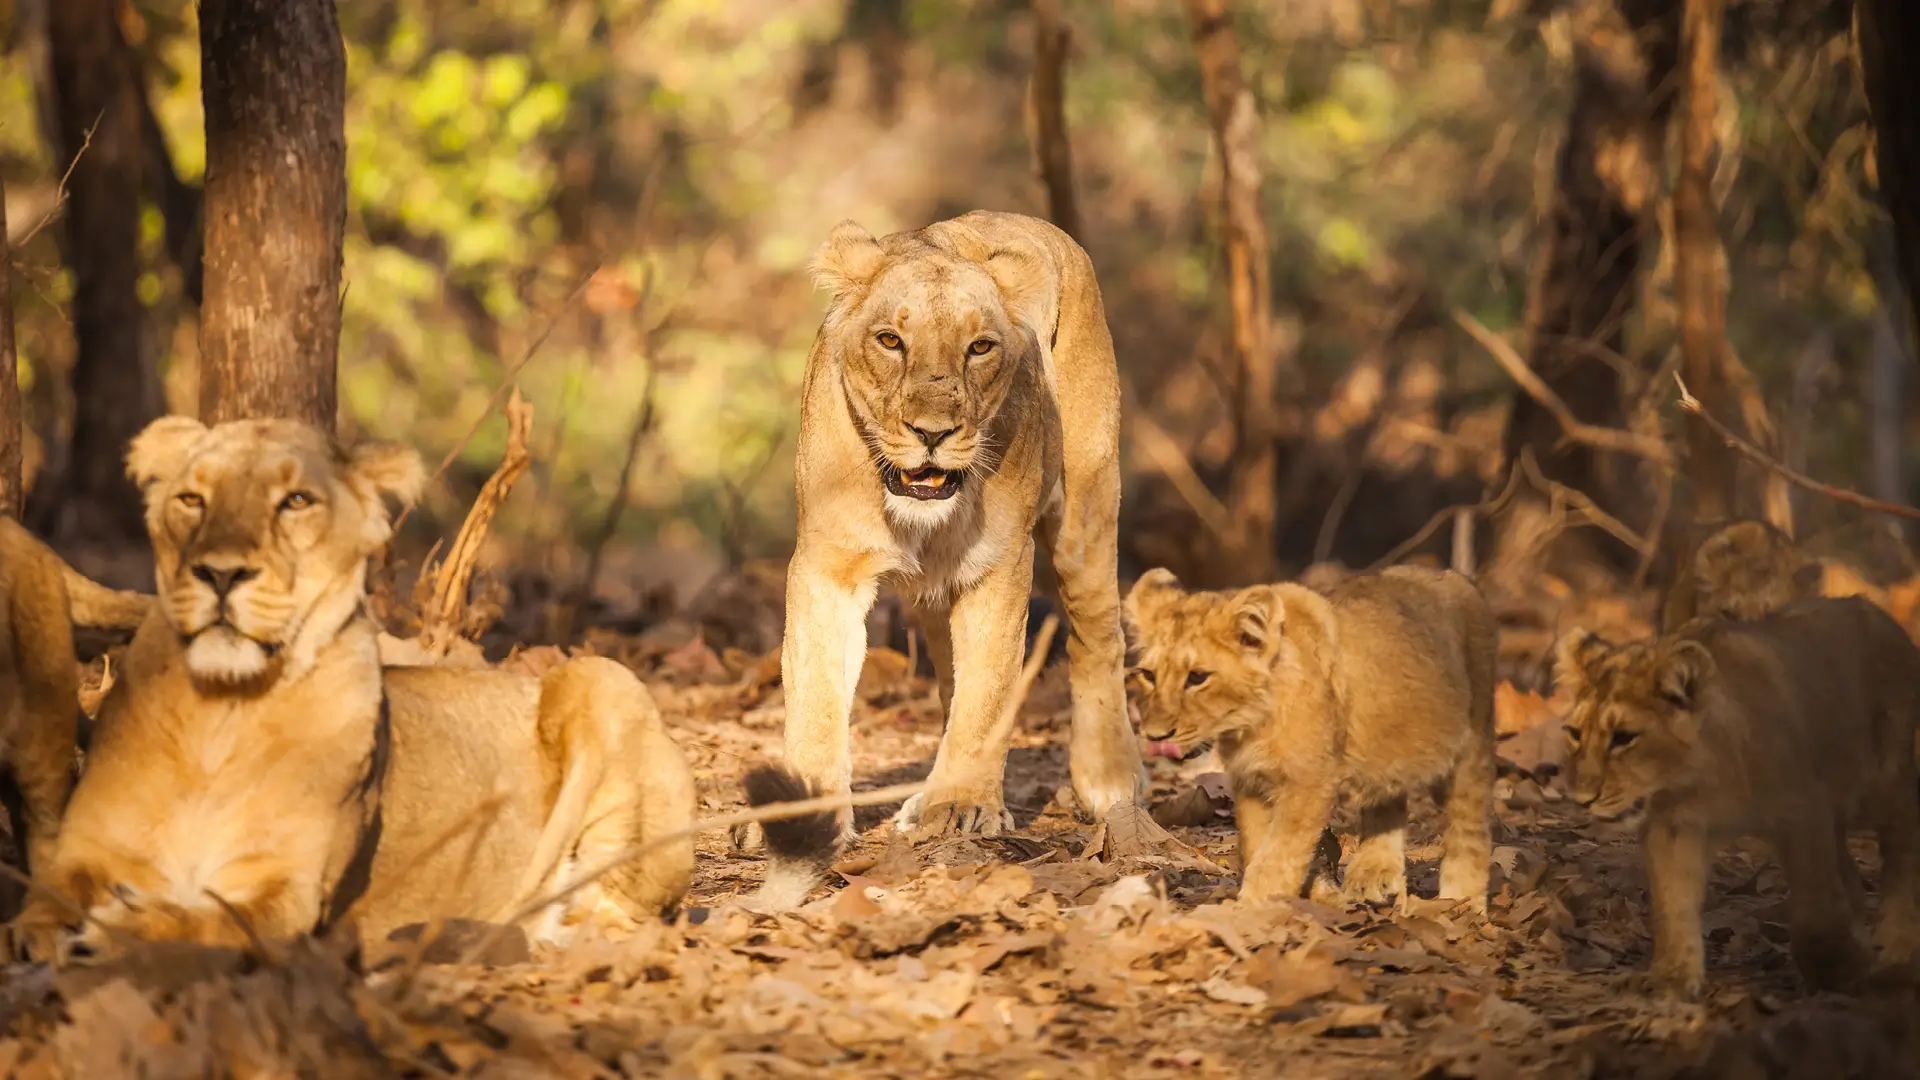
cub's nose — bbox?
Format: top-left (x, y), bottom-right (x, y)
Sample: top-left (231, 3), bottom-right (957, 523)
top-left (192, 563), bottom-right (258, 598)
top-left (906, 423), bottom-right (957, 450)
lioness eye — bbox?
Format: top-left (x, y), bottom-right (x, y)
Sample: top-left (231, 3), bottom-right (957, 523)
top-left (175, 492), bottom-right (203, 510)
top-left (1609, 730), bottom-right (1638, 750)
top-left (279, 492), bottom-right (316, 512)
top-left (967, 338), bottom-right (994, 356)
top-left (1185, 670), bottom-right (1211, 689)
top-left (876, 331), bottom-right (902, 350)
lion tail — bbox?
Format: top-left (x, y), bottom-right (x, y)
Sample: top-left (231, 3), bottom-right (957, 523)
top-left (513, 743), bottom-right (604, 913)
top-left (743, 765), bottom-right (840, 910)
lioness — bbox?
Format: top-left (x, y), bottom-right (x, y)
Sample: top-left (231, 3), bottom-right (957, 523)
top-left (11, 417), bottom-right (695, 961)
top-left (1557, 598), bottom-right (1920, 998)
top-left (0, 518), bottom-right (150, 892)
top-left (1123, 565), bottom-right (1498, 911)
top-left (776, 211), bottom-right (1141, 857)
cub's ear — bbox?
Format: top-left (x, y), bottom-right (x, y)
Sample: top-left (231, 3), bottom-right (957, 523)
top-left (1123, 568), bottom-right (1183, 635)
top-left (344, 440), bottom-right (427, 548)
top-left (1231, 585), bottom-right (1284, 653)
top-left (808, 219), bottom-right (887, 299)
top-left (1656, 639), bottom-right (1714, 711)
top-left (1552, 627), bottom-right (1607, 692)
top-left (125, 415), bottom-right (210, 494)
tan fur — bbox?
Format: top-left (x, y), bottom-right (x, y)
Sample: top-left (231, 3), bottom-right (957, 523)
top-left (1557, 598), bottom-right (1920, 998)
top-left (10, 417), bottom-right (694, 962)
top-left (1659, 519), bottom-right (1825, 631)
top-left (0, 519), bottom-right (150, 897)
top-left (1124, 565), bottom-right (1498, 912)
top-left (779, 210), bottom-right (1140, 851)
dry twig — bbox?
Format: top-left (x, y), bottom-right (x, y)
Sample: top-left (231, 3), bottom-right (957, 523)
top-left (418, 389), bottom-right (536, 654)
top-left (1675, 373), bottom-right (1920, 522)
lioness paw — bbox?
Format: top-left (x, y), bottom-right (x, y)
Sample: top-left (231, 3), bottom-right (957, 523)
top-left (896, 790), bottom-right (1013, 840)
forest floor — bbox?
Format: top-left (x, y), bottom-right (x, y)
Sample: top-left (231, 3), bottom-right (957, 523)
top-left (1, 569), bottom-right (1918, 1079)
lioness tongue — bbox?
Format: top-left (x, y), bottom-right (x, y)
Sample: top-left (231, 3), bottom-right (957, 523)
top-left (908, 470), bottom-right (946, 488)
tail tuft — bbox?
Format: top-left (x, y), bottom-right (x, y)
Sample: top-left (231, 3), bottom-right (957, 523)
top-left (742, 765), bottom-right (840, 909)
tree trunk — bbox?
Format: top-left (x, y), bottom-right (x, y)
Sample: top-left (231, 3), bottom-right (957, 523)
top-left (1675, 0), bottom-right (1733, 523)
top-left (198, 0), bottom-right (346, 429)
top-left (1858, 0), bottom-right (1920, 340)
top-left (24, 0), bottom-right (166, 575)
top-left (1491, 0), bottom-right (1675, 591)
top-left (1183, 0), bottom-right (1281, 583)
top-left (1028, 0), bottom-right (1081, 243)
top-left (0, 194), bottom-right (18, 520)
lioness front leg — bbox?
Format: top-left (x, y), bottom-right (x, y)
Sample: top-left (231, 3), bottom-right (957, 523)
top-left (1642, 816), bottom-right (1709, 999)
top-left (1344, 794), bottom-right (1409, 907)
top-left (780, 543), bottom-right (883, 844)
top-left (1238, 775), bottom-right (1337, 903)
top-left (904, 540), bottom-right (1035, 839)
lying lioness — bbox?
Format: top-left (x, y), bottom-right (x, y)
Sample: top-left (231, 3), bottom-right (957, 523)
top-left (11, 416), bottom-right (695, 961)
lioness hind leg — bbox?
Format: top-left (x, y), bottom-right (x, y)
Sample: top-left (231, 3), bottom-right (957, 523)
top-left (1344, 794), bottom-right (1408, 907)
top-left (525, 658), bottom-right (695, 931)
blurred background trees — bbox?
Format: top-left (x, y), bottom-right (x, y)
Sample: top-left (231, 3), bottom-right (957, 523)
top-left (0, 0), bottom-right (1913, 623)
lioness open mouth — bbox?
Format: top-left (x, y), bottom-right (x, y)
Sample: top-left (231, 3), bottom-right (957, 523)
top-left (883, 464), bottom-right (963, 501)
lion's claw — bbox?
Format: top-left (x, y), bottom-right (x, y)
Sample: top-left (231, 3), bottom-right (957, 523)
top-left (893, 791), bottom-right (1013, 840)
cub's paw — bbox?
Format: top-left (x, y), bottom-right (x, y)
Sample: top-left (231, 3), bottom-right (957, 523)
top-left (1638, 963), bottom-right (1706, 1003)
top-left (1341, 853), bottom-right (1406, 909)
top-left (6, 902), bottom-right (73, 965)
top-left (895, 789), bottom-right (1013, 840)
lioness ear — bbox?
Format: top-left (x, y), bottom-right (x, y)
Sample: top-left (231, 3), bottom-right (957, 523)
top-left (1123, 567), bottom-right (1183, 636)
top-left (982, 247), bottom-right (1049, 336)
top-left (125, 415), bottom-right (210, 494)
top-left (1657, 639), bottom-right (1713, 710)
top-left (1231, 586), bottom-right (1284, 654)
top-left (809, 219), bottom-right (886, 299)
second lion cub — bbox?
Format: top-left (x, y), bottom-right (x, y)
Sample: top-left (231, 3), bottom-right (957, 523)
top-left (1124, 565), bottom-right (1497, 911)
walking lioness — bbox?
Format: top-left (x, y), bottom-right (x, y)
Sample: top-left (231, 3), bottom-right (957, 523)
top-left (770, 211), bottom-right (1142, 881)
top-left (1557, 598), bottom-right (1920, 998)
top-left (10, 417), bottom-right (694, 962)
top-left (1124, 565), bottom-right (1498, 911)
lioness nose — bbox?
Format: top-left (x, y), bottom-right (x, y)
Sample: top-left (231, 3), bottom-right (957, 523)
top-left (906, 423), bottom-right (957, 450)
top-left (192, 564), bottom-right (258, 597)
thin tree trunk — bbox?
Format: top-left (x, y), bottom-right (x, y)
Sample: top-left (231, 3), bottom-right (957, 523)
top-left (1491, 0), bottom-right (1675, 590)
top-left (1183, 0), bottom-right (1280, 582)
top-left (1028, 0), bottom-right (1081, 243)
top-left (24, 0), bottom-right (165, 570)
top-left (0, 193), bottom-right (18, 520)
top-left (1675, 0), bottom-right (1733, 522)
top-left (198, 0), bottom-right (346, 429)
top-left (1858, 0), bottom-right (1920, 340)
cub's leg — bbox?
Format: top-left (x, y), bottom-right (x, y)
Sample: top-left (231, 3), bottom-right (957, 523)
top-left (916, 602), bottom-right (957, 719)
top-left (1642, 815), bottom-right (1709, 999)
top-left (1776, 821), bottom-right (1871, 992)
top-left (901, 539), bottom-right (1035, 838)
top-left (1036, 460), bottom-right (1141, 824)
top-left (1438, 747), bottom-right (1494, 912)
top-left (1237, 773), bottom-right (1337, 903)
top-left (1344, 794), bottom-right (1409, 906)
top-left (780, 544), bottom-right (884, 843)
top-left (521, 658), bottom-right (695, 935)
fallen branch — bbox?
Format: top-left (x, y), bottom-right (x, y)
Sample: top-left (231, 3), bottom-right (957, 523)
top-left (1453, 308), bottom-right (1673, 468)
top-left (1675, 373), bottom-right (1920, 522)
top-left (417, 389), bottom-right (535, 654)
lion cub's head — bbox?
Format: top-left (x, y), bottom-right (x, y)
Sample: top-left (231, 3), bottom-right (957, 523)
top-left (1554, 628), bottom-right (1716, 825)
top-left (125, 416), bottom-right (425, 690)
top-left (808, 217), bottom-right (1048, 527)
top-left (1122, 569), bottom-right (1299, 760)
top-left (1683, 520), bottom-right (1822, 623)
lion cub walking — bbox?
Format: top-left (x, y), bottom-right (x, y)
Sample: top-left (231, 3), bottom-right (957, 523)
top-left (1124, 565), bottom-right (1497, 911)
top-left (1557, 597), bottom-right (1920, 998)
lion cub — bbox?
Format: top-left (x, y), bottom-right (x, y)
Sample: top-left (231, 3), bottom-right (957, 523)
top-left (1124, 565), bottom-right (1497, 911)
top-left (1659, 519), bottom-right (1823, 631)
top-left (1557, 597), bottom-right (1920, 998)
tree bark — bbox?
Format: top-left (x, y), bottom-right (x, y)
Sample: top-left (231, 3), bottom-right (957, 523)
top-left (1858, 0), bottom-right (1920, 341)
top-left (0, 193), bottom-right (18, 520)
top-left (198, 0), bottom-right (346, 429)
top-left (1028, 0), bottom-right (1081, 243)
top-left (24, 0), bottom-right (166, 567)
top-left (1675, 0), bottom-right (1733, 523)
top-left (1492, 0), bottom-right (1675, 589)
top-left (1183, 0), bottom-right (1281, 582)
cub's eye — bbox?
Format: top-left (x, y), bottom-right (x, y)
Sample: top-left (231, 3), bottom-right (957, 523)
top-left (1609, 729), bottom-right (1639, 751)
top-left (967, 338), bottom-right (994, 356)
top-left (1128, 667), bottom-right (1156, 689)
top-left (279, 492), bottom-right (316, 512)
top-left (1185, 670), bottom-right (1211, 689)
top-left (175, 492), bottom-right (204, 510)
top-left (876, 331), bottom-right (903, 350)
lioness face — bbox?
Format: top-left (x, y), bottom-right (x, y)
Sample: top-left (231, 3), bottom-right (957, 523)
top-left (1555, 630), bottom-right (1712, 826)
top-left (809, 219), bottom-right (1043, 527)
top-left (126, 417), bottom-right (425, 689)
top-left (1122, 570), bottom-right (1285, 760)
